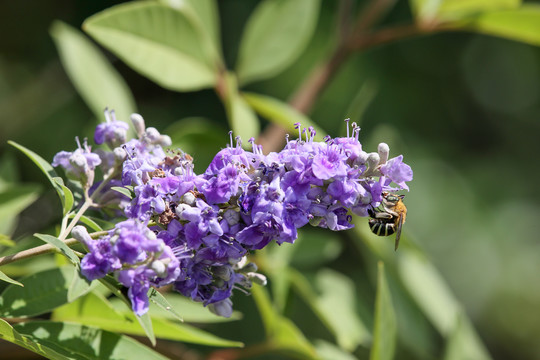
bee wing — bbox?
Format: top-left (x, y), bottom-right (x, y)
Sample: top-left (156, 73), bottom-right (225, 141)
top-left (394, 215), bottom-right (405, 251)
top-left (374, 211), bottom-right (393, 219)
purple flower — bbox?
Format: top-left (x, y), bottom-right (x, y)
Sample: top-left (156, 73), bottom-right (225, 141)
top-left (52, 138), bottom-right (101, 185)
top-left (311, 144), bottom-right (348, 180)
top-left (379, 155), bottom-right (413, 190)
top-left (94, 109), bottom-right (129, 148)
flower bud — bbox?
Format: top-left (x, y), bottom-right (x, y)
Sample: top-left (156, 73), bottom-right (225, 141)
top-left (130, 113), bottom-right (146, 138)
top-left (247, 272), bottom-right (267, 286)
top-left (378, 143), bottom-right (390, 165)
top-left (208, 298), bottom-right (233, 318)
top-left (181, 192), bottom-right (196, 206)
top-left (71, 225), bottom-right (92, 245)
top-left (151, 260), bottom-right (167, 277)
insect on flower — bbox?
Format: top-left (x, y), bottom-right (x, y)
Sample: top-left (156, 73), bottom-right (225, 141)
top-left (368, 191), bottom-right (407, 250)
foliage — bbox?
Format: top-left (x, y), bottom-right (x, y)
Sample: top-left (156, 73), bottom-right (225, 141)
top-left (2, 0), bottom-right (540, 359)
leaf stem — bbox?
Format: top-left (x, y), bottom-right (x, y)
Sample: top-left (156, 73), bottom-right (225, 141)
top-left (0, 231), bottom-right (108, 266)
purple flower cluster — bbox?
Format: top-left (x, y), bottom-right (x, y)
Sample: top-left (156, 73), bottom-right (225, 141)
top-left (58, 113), bottom-right (412, 317)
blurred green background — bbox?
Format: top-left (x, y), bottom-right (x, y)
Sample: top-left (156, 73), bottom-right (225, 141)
top-left (1, 1), bottom-right (540, 359)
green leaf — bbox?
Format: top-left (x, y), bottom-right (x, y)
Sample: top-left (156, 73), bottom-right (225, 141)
top-left (443, 312), bottom-right (491, 360)
top-left (236, 0), bottom-right (321, 85)
top-left (160, 0), bottom-right (221, 57)
top-left (136, 312), bottom-right (156, 347)
top-left (147, 292), bottom-right (242, 323)
top-left (243, 92), bottom-right (326, 140)
top-left (409, 0), bottom-right (520, 23)
top-left (460, 5), bottom-right (540, 47)
top-left (67, 266), bottom-right (93, 302)
top-left (14, 321), bottom-right (169, 360)
top-left (315, 339), bottom-right (358, 360)
top-left (0, 184), bottom-right (41, 235)
top-left (223, 73), bottom-right (260, 141)
top-left (53, 178), bottom-right (74, 216)
top-left (0, 266), bottom-right (76, 318)
top-left (73, 215), bottom-right (103, 232)
top-left (291, 229), bottom-right (342, 268)
top-left (398, 250), bottom-right (491, 359)
top-left (111, 186), bottom-right (133, 198)
top-left (251, 285), bottom-right (318, 359)
top-left (0, 318), bottom-right (71, 360)
top-left (50, 20), bottom-right (137, 125)
top-left (8, 141), bottom-right (64, 211)
top-left (34, 233), bottom-right (79, 264)
top-left (0, 153), bottom-right (18, 190)
top-left (148, 288), bottom-right (183, 322)
top-left (0, 269), bottom-right (23, 287)
top-left (54, 292), bottom-right (244, 347)
top-left (370, 262), bottom-right (397, 360)
top-left (83, 2), bottom-right (218, 91)
top-left (315, 269), bottom-right (371, 351)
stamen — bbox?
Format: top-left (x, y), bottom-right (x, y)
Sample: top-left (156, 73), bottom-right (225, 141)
top-left (345, 118), bottom-right (350, 138)
top-left (228, 131), bottom-right (233, 148)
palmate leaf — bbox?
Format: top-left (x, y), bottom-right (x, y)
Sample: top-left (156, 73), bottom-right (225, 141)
top-left (222, 73), bottom-right (260, 141)
top-left (236, 0), bottom-right (321, 85)
top-left (0, 318), bottom-right (71, 360)
top-left (34, 233), bottom-right (79, 265)
top-left (8, 141), bottom-right (67, 215)
top-left (0, 184), bottom-right (41, 235)
top-left (0, 266), bottom-right (77, 318)
top-left (409, 0), bottom-right (520, 23)
top-left (460, 4), bottom-right (540, 47)
top-left (83, 1), bottom-right (218, 91)
top-left (243, 92), bottom-right (326, 140)
top-left (369, 262), bottom-right (397, 360)
top-left (53, 292), bottom-right (244, 348)
top-left (13, 320), bottom-right (169, 360)
top-left (50, 20), bottom-right (137, 125)
top-left (251, 284), bottom-right (318, 360)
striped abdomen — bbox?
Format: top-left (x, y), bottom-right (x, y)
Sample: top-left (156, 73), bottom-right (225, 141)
top-left (368, 219), bottom-right (396, 237)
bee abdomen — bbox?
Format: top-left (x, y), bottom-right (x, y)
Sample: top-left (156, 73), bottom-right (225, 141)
top-left (369, 219), bottom-right (396, 237)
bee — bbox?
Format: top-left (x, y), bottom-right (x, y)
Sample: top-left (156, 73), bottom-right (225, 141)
top-left (368, 191), bottom-right (407, 251)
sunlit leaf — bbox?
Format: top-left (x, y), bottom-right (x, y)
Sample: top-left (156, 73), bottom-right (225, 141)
top-left (160, 0), bottom-right (221, 57)
top-left (110, 186), bottom-right (133, 199)
top-left (0, 318), bottom-right (70, 360)
top-left (8, 141), bottom-right (64, 212)
top-left (243, 92), bottom-right (326, 140)
top-left (409, 0), bottom-right (520, 23)
top-left (0, 269), bottom-right (23, 287)
top-left (83, 2), bottom-right (218, 91)
top-left (370, 262), bottom-right (396, 360)
top-left (251, 285), bottom-right (318, 359)
top-left (315, 339), bottom-right (358, 360)
top-left (53, 178), bottom-right (74, 216)
top-left (14, 321), bottom-right (169, 360)
top-left (223, 73), bottom-right (260, 141)
top-left (67, 266), bottom-right (93, 302)
top-left (461, 5), bottom-right (540, 47)
top-left (398, 250), bottom-right (491, 359)
top-left (148, 287), bottom-right (183, 322)
top-left (73, 215), bottom-right (103, 232)
top-left (50, 20), bottom-right (137, 125)
top-left (147, 292), bottom-right (242, 323)
top-left (136, 311), bottom-right (156, 346)
top-left (53, 292), bottom-right (244, 347)
top-left (0, 266), bottom-right (75, 318)
top-left (236, 0), bottom-right (321, 85)
top-left (443, 312), bottom-right (491, 360)
top-left (315, 269), bottom-right (371, 352)
top-left (34, 233), bottom-right (79, 264)
top-left (0, 184), bottom-right (40, 235)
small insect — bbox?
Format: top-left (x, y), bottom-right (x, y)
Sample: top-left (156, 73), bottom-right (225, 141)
top-left (368, 191), bottom-right (407, 251)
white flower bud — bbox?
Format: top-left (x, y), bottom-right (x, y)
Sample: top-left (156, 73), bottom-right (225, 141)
top-left (71, 225), bottom-right (92, 244)
top-left (130, 113), bottom-right (146, 137)
top-left (175, 203), bottom-right (192, 219)
top-left (378, 143), bottom-right (390, 165)
top-left (158, 135), bottom-right (172, 147)
top-left (113, 147), bottom-right (127, 162)
top-left (247, 272), bottom-right (267, 286)
top-left (144, 127), bottom-right (160, 143)
top-left (181, 192), bottom-right (196, 206)
top-left (151, 260), bottom-right (167, 277)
